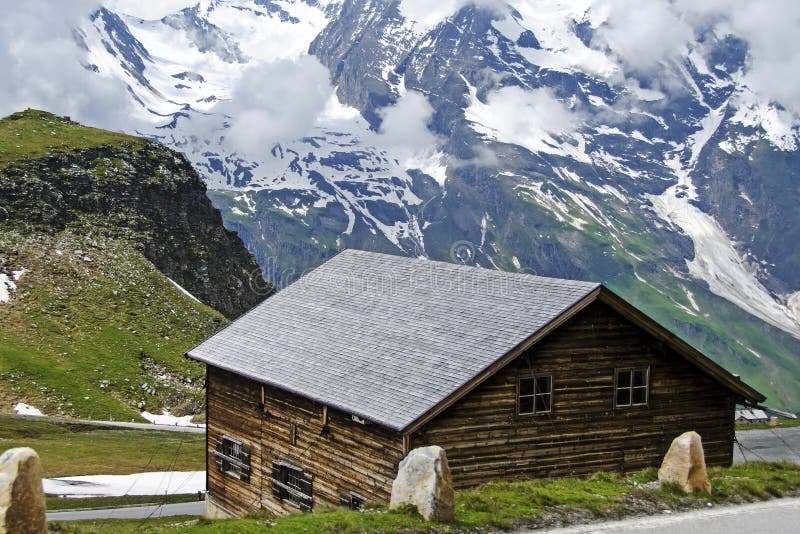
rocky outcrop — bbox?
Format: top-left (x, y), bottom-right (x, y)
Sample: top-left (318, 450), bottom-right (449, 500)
top-left (658, 431), bottom-right (712, 493)
top-left (390, 446), bottom-right (455, 523)
top-left (0, 447), bottom-right (47, 534)
top-left (0, 111), bottom-right (271, 318)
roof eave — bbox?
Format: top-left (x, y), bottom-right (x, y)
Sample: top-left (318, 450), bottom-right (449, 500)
top-left (187, 352), bottom-right (407, 433)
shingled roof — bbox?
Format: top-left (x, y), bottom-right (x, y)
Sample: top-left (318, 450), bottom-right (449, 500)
top-left (187, 249), bottom-right (600, 431)
top-left (187, 249), bottom-right (765, 432)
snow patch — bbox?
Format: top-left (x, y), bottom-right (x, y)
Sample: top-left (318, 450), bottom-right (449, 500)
top-left (141, 410), bottom-right (204, 427)
top-left (43, 471), bottom-right (205, 498)
top-left (732, 85), bottom-right (799, 151)
top-left (14, 403), bottom-right (44, 417)
top-left (167, 278), bottom-right (201, 304)
top-left (0, 273), bottom-right (17, 303)
top-left (789, 291), bottom-right (800, 324)
top-left (682, 286), bottom-right (700, 312)
top-left (648, 103), bottom-right (800, 338)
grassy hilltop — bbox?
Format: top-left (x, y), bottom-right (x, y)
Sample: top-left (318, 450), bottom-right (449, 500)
top-left (0, 110), bottom-right (269, 420)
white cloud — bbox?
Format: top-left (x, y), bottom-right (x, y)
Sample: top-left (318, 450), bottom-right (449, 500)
top-left (104, 0), bottom-right (194, 19)
top-left (398, 0), bottom-right (505, 33)
top-left (220, 56), bottom-right (332, 158)
top-left (591, 0), bottom-right (694, 74)
top-left (590, 0), bottom-right (800, 117)
top-left (0, 0), bottom-right (135, 129)
top-left (682, 0), bottom-right (800, 116)
top-left (377, 91), bottom-right (447, 184)
top-left (466, 84), bottom-right (586, 160)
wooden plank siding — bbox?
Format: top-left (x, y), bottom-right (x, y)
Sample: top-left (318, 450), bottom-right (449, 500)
top-left (410, 301), bottom-right (736, 489)
top-left (206, 366), bottom-right (405, 516)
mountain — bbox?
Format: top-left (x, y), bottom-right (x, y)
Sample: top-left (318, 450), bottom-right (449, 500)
top-left (0, 109), bottom-right (270, 420)
top-left (70, 0), bottom-right (800, 410)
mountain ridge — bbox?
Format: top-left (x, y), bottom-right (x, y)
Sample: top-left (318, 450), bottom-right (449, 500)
top-left (65, 0), bottom-right (800, 410)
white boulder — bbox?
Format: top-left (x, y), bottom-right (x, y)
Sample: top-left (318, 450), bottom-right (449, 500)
top-left (0, 447), bottom-right (47, 534)
top-left (390, 445), bottom-right (455, 522)
top-left (658, 431), bottom-right (712, 493)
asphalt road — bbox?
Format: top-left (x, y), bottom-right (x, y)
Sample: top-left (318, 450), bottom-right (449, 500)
top-left (734, 426), bottom-right (800, 464)
top-left (47, 501), bottom-right (205, 521)
top-left (526, 497), bottom-right (800, 534)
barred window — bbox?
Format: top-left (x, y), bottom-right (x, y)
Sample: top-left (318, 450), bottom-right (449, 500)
top-left (518, 375), bottom-right (552, 415)
top-left (271, 461), bottom-right (313, 511)
top-left (615, 367), bottom-right (649, 407)
top-left (214, 436), bottom-right (251, 482)
top-left (340, 491), bottom-right (366, 510)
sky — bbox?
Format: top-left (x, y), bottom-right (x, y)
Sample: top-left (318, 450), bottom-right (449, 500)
top-left (0, 0), bottom-right (798, 145)
top-left (0, 0), bottom-right (135, 130)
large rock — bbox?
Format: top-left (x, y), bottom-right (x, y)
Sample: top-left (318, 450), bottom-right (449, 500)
top-left (0, 447), bottom-right (47, 534)
top-left (390, 445), bottom-right (455, 523)
top-left (658, 431), bottom-right (712, 493)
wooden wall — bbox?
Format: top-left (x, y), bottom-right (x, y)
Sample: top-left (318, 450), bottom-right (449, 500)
top-left (411, 300), bottom-right (736, 489)
top-left (206, 366), bottom-right (405, 516)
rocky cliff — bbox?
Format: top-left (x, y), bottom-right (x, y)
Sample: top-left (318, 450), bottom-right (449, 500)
top-left (0, 109), bottom-right (270, 419)
top-left (0, 109), bottom-right (270, 318)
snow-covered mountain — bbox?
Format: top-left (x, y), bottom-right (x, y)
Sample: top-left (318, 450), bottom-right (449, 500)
top-left (74, 0), bottom-right (800, 409)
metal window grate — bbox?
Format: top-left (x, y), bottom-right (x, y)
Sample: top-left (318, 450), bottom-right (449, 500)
top-left (214, 436), bottom-right (251, 483)
top-left (271, 461), bottom-right (313, 511)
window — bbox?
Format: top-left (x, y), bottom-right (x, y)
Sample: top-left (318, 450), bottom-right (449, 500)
top-left (340, 491), bottom-right (366, 510)
top-left (271, 462), bottom-right (313, 511)
top-left (518, 375), bottom-right (552, 415)
top-left (213, 436), bottom-right (251, 482)
top-left (615, 367), bottom-right (649, 407)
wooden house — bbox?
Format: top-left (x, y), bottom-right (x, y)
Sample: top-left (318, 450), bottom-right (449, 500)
top-left (186, 249), bottom-right (764, 518)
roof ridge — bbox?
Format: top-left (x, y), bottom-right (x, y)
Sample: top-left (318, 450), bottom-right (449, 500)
top-left (341, 248), bottom-right (600, 287)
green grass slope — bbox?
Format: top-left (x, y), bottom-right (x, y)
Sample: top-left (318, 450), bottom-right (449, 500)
top-left (0, 109), bottom-right (234, 420)
top-left (0, 228), bottom-right (225, 420)
top-left (0, 109), bottom-right (143, 170)
top-left (0, 109), bottom-right (145, 169)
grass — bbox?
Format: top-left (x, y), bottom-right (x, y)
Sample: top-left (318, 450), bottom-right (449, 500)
top-left (0, 109), bottom-right (143, 170)
top-left (49, 516), bottom-right (201, 533)
top-left (47, 493), bottom-right (201, 511)
top-left (736, 418), bottom-right (800, 431)
top-left (0, 228), bottom-right (225, 420)
top-left (0, 415), bottom-right (205, 478)
top-left (50, 462), bottom-right (800, 533)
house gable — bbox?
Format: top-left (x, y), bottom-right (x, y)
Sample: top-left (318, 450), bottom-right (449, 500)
top-left (412, 299), bottom-right (738, 487)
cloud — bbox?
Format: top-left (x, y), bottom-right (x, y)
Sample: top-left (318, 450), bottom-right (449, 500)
top-left (465, 84), bottom-right (586, 160)
top-left (0, 0), bottom-right (135, 129)
top-left (104, 0), bottom-right (193, 19)
top-left (680, 0), bottom-right (800, 116)
top-left (376, 90), bottom-right (446, 182)
top-left (591, 0), bottom-right (694, 74)
top-left (590, 0), bottom-right (800, 117)
top-left (219, 56), bottom-right (332, 158)
top-left (398, 0), bottom-right (505, 32)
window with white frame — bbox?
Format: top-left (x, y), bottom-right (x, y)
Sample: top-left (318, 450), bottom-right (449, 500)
top-left (615, 367), bottom-right (649, 407)
top-left (518, 375), bottom-right (552, 415)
